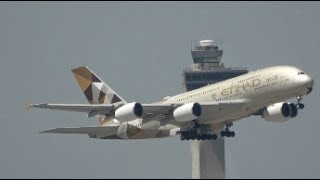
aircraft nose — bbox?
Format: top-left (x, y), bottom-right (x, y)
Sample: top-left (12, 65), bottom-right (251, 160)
top-left (305, 74), bottom-right (313, 87)
top-left (296, 74), bottom-right (312, 85)
top-left (296, 73), bottom-right (314, 95)
top-left (307, 77), bottom-right (314, 95)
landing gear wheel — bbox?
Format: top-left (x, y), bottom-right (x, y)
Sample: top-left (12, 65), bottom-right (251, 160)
top-left (230, 131), bottom-right (235, 137)
top-left (180, 135), bottom-right (185, 141)
top-left (212, 134), bottom-right (217, 140)
top-left (221, 130), bottom-right (235, 138)
top-left (201, 135), bottom-right (206, 140)
top-left (298, 103), bottom-right (305, 109)
top-left (180, 122), bottom-right (219, 141)
top-left (185, 136), bottom-right (190, 141)
top-left (191, 135), bottom-right (196, 140)
top-left (221, 122), bottom-right (236, 138)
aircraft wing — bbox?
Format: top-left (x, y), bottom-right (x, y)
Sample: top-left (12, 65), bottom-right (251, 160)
top-left (140, 99), bottom-right (249, 123)
top-left (28, 103), bottom-right (115, 117)
top-left (28, 99), bottom-right (249, 123)
top-left (28, 102), bottom-right (175, 118)
top-left (40, 125), bottom-right (120, 139)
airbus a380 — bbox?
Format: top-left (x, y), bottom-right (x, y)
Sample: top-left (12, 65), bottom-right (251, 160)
top-left (26, 65), bottom-right (314, 141)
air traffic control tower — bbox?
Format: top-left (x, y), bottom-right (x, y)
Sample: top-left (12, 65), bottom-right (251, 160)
top-left (185, 40), bottom-right (248, 179)
top-left (183, 40), bottom-right (248, 91)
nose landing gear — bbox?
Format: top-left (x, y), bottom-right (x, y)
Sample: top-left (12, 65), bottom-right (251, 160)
top-left (296, 96), bottom-right (305, 109)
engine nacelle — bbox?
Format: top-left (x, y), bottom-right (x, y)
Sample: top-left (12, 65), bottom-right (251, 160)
top-left (114, 102), bottom-right (143, 122)
top-left (262, 102), bottom-right (298, 122)
top-left (173, 103), bottom-right (202, 123)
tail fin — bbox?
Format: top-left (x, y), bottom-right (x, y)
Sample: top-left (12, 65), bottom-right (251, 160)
top-left (71, 66), bottom-right (125, 126)
top-left (71, 66), bottom-right (126, 105)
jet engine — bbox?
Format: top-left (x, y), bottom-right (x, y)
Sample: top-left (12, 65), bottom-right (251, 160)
top-left (173, 103), bottom-right (202, 123)
top-left (114, 102), bottom-right (143, 122)
top-left (262, 102), bottom-right (298, 122)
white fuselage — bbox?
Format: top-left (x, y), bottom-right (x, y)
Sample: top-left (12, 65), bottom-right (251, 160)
top-left (164, 65), bottom-right (313, 124)
top-left (121, 65), bottom-right (313, 139)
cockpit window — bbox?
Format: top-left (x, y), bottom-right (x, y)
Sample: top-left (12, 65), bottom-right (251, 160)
top-left (298, 72), bottom-right (305, 75)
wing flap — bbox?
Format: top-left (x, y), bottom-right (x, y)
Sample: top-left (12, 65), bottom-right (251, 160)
top-left (142, 103), bottom-right (174, 115)
top-left (198, 99), bottom-right (249, 123)
top-left (199, 99), bottom-right (248, 108)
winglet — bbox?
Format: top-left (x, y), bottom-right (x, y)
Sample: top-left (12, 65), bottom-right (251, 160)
top-left (24, 100), bottom-right (32, 112)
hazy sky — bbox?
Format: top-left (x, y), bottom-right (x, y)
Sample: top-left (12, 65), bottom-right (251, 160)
top-left (1, 1), bottom-right (320, 178)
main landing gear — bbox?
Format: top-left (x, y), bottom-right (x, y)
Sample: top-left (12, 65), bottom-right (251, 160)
top-left (179, 121), bottom-right (237, 141)
top-left (179, 121), bottom-right (217, 141)
top-left (220, 122), bottom-right (235, 138)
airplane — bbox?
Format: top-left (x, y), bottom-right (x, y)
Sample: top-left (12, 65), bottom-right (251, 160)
top-left (26, 65), bottom-right (314, 141)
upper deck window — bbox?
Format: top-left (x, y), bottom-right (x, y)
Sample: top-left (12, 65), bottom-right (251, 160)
top-left (298, 72), bottom-right (305, 75)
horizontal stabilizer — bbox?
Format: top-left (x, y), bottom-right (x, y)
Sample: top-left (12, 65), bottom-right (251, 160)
top-left (40, 125), bottom-right (119, 139)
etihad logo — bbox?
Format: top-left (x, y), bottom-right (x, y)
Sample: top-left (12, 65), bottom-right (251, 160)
top-left (221, 79), bottom-right (261, 96)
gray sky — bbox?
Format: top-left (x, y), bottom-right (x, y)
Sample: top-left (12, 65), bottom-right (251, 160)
top-left (1, 1), bottom-right (320, 178)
